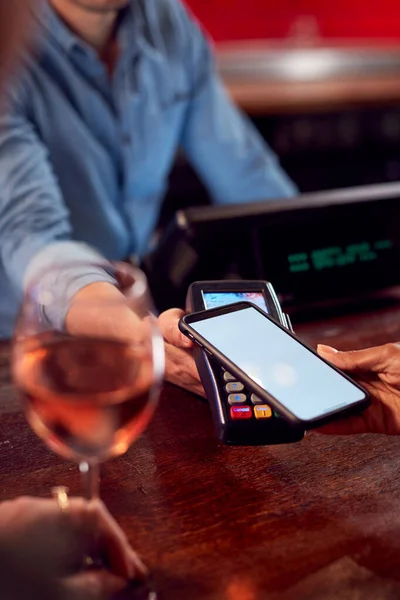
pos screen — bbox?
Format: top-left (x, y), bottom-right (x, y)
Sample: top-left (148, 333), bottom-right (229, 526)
top-left (202, 291), bottom-right (268, 312)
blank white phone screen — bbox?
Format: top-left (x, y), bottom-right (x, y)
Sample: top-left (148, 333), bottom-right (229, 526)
top-left (190, 306), bottom-right (365, 421)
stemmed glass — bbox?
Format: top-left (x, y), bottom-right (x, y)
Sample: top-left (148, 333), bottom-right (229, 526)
top-left (11, 260), bottom-right (164, 597)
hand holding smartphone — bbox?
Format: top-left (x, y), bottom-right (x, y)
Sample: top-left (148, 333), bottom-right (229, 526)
top-left (179, 302), bottom-right (370, 429)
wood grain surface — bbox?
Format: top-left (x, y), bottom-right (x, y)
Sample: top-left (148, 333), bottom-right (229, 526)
top-left (1, 300), bottom-right (400, 599)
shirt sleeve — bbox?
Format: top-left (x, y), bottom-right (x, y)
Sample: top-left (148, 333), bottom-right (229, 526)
top-left (0, 85), bottom-right (115, 329)
top-left (178, 7), bottom-right (298, 204)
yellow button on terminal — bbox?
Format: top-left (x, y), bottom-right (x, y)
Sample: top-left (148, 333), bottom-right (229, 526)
top-left (254, 405), bottom-right (272, 419)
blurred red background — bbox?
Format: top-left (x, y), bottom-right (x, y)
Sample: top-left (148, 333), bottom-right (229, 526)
top-left (185, 0), bottom-right (400, 42)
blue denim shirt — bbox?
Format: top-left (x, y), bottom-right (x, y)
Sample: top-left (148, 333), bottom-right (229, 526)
top-left (0, 0), bottom-right (296, 338)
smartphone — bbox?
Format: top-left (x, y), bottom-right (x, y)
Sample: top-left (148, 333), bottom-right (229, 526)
top-left (179, 302), bottom-right (370, 428)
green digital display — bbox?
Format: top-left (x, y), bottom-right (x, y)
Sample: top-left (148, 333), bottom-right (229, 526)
top-left (288, 240), bottom-right (394, 273)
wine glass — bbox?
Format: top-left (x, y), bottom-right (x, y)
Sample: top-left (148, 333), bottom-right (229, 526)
top-left (11, 260), bottom-right (164, 598)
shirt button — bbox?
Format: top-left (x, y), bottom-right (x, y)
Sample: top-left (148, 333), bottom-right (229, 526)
top-left (122, 134), bottom-right (131, 145)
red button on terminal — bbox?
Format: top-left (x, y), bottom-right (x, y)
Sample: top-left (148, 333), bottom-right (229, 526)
top-left (230, 406), bottom-right (252, 420)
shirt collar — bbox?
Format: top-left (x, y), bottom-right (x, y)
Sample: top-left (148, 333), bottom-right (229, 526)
top-left (35, 1), bottom-right (142, 59)
top-left (35, 2), bottom-right (85, 56)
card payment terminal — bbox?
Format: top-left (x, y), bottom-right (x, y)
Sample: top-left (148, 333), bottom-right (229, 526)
top-left (186, 281), bottom-right (305, 445)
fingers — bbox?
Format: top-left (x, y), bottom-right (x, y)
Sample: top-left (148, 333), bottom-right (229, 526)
top-left (0, 496), bottom-right (146, 600)
top-left (62, 571), bottom-right (127, 600)
top-left (52, 498), bottom-right (145, 581)
top-left (164, 341), bottom-right (205, 397)
top-left (158, 308), bottom-right (192, 349)
top-left (84, 500), bottom-right (147, 581)
top-left (317, 343), bottom-right (400, 373)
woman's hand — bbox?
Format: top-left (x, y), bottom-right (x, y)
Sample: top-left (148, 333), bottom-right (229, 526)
top-left (0, 496), bottom-right (146, 599)
top-left (317, 343), bottom-right (400, 435)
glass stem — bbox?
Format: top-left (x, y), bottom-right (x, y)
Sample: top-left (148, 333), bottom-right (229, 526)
top-left (79, 461), bottom-right (100, 500)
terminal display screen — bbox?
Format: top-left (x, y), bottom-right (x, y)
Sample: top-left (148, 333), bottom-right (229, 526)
top-left (258, 199), bottom-right (400, 303)
top-left (202, 291), bottom-right (268, 312)
top-left (287, 240), bottom-right (393, 274)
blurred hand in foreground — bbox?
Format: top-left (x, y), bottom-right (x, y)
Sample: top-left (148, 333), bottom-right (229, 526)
top-left (0, 496), bottom-right (146, 600)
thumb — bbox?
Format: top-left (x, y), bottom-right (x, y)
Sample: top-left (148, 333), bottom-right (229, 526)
top-left (158, 308), bottom-right (193, 349)
top-left (317, 343), bottom-right (398, 373)
top-left (62, 571), bottom-right (127, 600)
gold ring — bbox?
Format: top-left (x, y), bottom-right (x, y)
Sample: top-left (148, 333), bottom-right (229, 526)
top-left (52, 486), bottom-right (70, 513)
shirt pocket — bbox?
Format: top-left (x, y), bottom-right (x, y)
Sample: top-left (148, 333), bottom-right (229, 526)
top-left (160, 90), bottom-right (191, 111)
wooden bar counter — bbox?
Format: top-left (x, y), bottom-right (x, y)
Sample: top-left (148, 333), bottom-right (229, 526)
top-left (1, 300), bottom-right (400, 599)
